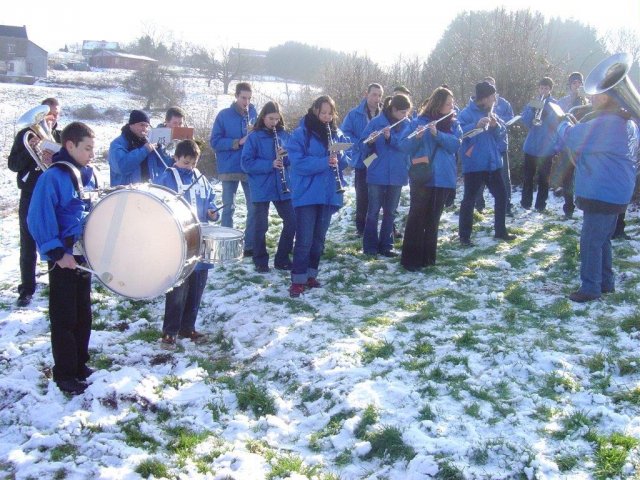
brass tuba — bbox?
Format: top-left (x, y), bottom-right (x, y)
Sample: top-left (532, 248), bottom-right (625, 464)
top-left (584, 52), bottom-right (640, 120)
top-left (16, 105), bottom-right (60, 171)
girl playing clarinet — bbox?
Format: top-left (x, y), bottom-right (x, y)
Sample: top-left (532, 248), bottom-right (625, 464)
top-left (287, 95), bottom-right (349, 297)
top-left (241, 101), bottom-right (295, 273)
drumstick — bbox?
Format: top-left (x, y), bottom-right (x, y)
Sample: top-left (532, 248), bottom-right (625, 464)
top-left (181, 173), bottom-right (204, 197)
top-left (76, 264), bottom-right (114, 284)
top-left (211, 204), bottom-right (228, 213)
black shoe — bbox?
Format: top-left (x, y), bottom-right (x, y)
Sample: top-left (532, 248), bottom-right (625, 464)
top-left (16, 294), bottom-right (32, 307)
top-left (77, 366), bottom-right (95, 381)
top-left (57, 379), bottom-right (87, 395)
top-left (459, 238), bottom-right (474, 247)
top-left (274, 262), bottom-right (292, 271)
top-left (506, 209), bottom-right (514, 218)
top-left (393, 230), bottom-right (403, 239)
top-left (402, 264), bottom-right (421, 272)
top-left (601, 286), bottom-right (615, 294)
top-left (569, 291), bottom-right (600, 303)
top-left (255, 265), bottom-right (270, 273)
top-left (494, 233), bottom-right (516, 242)
top-left (243, 249), bottom-right (254, 258)
top-left (380, 250), bottom-right (399, 258)
top-left (563, 212), bottom-right (574, 220)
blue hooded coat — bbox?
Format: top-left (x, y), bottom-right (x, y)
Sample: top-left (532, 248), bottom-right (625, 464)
top-left (210, 102), bottom-right (258, 175)
top-left (360, 112), bottom-right (411, 186)
top-left (458, 99), bottom-right (506, 173)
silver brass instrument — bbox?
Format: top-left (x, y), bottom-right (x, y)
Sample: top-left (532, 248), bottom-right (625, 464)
top-left (362, 116), bottom-right (408, 144)
top-left (273, 127), bottom-right (290, 194)
top-left (532, 95), bottom-right (546, 126)
top-left (407, 110), bottom-right (454, 139)
top-left (326, 123), bottom-right (345, 193)
top-left (584, 52), bottom-right (640, 121)
top-left (16, 105), bottom-right (60, 171)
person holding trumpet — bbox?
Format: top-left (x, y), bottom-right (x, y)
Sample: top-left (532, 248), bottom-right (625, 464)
top-left (458, 81), bottom-right (514, 246)
top-left (520, 77), bottom-right (561, 212)
top-left (400, 87), bottom-right (462, 271)
top-left (287, 95), bottom-right (349, 298)
top-left (359, 93), bottom-right (412, 257)
top-left (241, 101), bottom-right (296, 273)
top-left (9, 97), bottom-right (62, 307)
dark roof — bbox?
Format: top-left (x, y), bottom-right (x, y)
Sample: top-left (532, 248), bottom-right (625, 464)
top-left (0, 25), bottom-right (28, 39)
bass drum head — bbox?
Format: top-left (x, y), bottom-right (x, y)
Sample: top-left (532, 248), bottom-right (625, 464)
top-left (83, 185), bottom-right (199, 299)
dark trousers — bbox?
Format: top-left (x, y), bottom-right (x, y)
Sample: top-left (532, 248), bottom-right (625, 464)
top-left (48, 261), bottom-right (92, 382)
top-left (291, 204), bottom-right (333, 284)
top-left (475, 151), bottom-right (511, 212)
top-left (363, 184), bottom-right (402, 255)
top-left (163, 269), bottom-right (209, 336)
top-left (459, 170), bottom-right (507, 241)
top-left (401, 183), bottom-right (453, 269)
top-left (613, 212), bottom-right (627, 237)
top-left (19, 190), bottom-right (37, 297)
top-left (521, 153), bottom-right (553, 210)
top-left (557, 151), bottom-right (576, 216)
top-left (253, 200), bottom-right (296, 269)
top-left (354, 168), bottom-right (368, 235)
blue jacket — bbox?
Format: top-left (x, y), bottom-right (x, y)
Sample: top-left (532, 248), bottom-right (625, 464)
top-left (241, 127), bottom-right (292, 202)
top-left (521, 96), bottom-right (561, 157)
top-left (558, 112), bottom-right (638, 206)
top-left (494, 95), bottom-right (514, 152)
top-left (360, 112), bottom-right (411, 186)
top-left (341, 99), bottom-right (378, 169)
top-left (458, 99), bottom-right (506, 173)
top-left (108, 129), bottom-right (171, 186)
top-left (210, 102), bottom-right (258, 175)
top-left (287, 117), bottom-right (349, 208)
top-left (406, 115), bottom-right (462, 188)
top-left (155, 166), bottom-right (217, 270)
top-left (27, 149), bottom-right (96, 261)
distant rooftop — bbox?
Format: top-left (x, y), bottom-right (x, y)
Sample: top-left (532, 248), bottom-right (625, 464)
top-left (0, 25), bottom-right (28, 39)
top-left (82, 40), bottom-right (119, 51)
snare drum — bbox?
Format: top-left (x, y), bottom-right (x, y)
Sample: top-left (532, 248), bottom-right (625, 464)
top-left (82, 184), bottom-right (201, 299)
top-left (200, 224), bottom-right (244, 264)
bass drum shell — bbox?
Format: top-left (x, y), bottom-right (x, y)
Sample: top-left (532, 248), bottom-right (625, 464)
top-left (200, 224), bottom-right (244, 264)
top-left (82, 184), bottom-right (201, 299)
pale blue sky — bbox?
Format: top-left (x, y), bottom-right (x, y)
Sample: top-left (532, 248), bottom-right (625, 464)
top-left (11, 0), bottom-right (640, 65)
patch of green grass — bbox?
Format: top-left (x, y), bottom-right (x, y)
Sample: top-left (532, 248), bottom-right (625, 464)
top-left (235, 382), bottom-right (277, 417)
top-left (418, 404), bottom-right (436, 421)
top-left (547, 298), bottom-right (573, 320)
top-left (207, 401), bottom-right (229, 421)
top-left (620, 312), bottom-right (640, 333)
top-left (435, 459), bottom-right (465, 479)
top-left (135, 458), bottom-right (169, 479)
top-left (453, 296), bottom-right (480, 312)
top-left (590, 432), bottom-right (639, 480)
top-left (364, 426), bottom-right (416, 461)
top-left (211, 330), bottom-right (234, 352)
top-left (263, 295), bottom-right (318, 314)
top-left (267, 454), bottom-right (322, 480)
top-left (354, 404), bottom-right (379, 439)
top-left (407, 340), bottom-right (434, 357)
top-left (617, 357), bottom-right (640, 376)
top-left (120, 419), bottom-right (160, 451)
top-left (308, 409), bottom-right (357, 451)
top-left (594, 316), bottom-right (618, 339)
top-left (455, 329), bottom-right (479, 349)
top-left (161, 375), bottom-right (187, 390)
top-left (92, 355), bottom-right (113, 370)
top-left (362, 315), bottom-right (393, 327)
top-left (193, 356), bottom-right (232, 376)
top-left (127, 328), bottom-right (161, 343)
top-left (584, 353), bottom-right (607, 373)
top-left (405, 301), bottom-right (440, 322)
top-left (335, 449), bottom-right (352, 467)
top-left (612, 386), bottom-right (640, 405)
top-left (555, 454), bottom-right (579, 472)
top-left (551, 410), bottom-right (594, 439)
top-left (299, 386), bottom-right (323, 403)
top-left (505, 253), bottom-right (526, 269)
top-left (465, 402), bottom-right (482, 419)
top-left (361, 340), bottom-right (394, 364)
top-left (539, 371), bottom-right (580, 399)
top-left (50, 444), bottom-right (77, 462)
top-left (503, 283), bottom-right (537, 311)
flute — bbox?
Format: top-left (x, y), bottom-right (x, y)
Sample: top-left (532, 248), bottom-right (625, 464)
top-left (326, 123), bottom-right (345, 193)
top-left (407, 110), bottom-right (455, 139)
top-left (273, 127), bottom-right (290, 194)
top-left (362, 116), bottom-right (408, 144)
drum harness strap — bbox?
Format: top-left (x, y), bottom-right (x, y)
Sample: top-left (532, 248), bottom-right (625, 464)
top-left (49, 161), bottom-right (98, 202)
top-left (169, 167), bottom-right (207, 212)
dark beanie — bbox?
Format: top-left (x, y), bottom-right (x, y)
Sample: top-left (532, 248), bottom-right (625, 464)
top-left (568, 72), bottom-right (583, 84)
top-left (128, 109), bottom-right (150, 125)
top-left (475, 81), bottom-right (496, 100)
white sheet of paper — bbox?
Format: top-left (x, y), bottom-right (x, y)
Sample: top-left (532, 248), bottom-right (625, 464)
top-left (363, 153), bottom-right (377, 168)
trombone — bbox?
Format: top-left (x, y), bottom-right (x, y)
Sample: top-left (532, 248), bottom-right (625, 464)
top-left (16, 105), bottom-right (60, 171)
top-left (362, 116), bottom-right (408, 144)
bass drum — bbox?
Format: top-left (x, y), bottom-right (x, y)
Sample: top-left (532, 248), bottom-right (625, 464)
top-left (82, 184), bottom-right (201, 299)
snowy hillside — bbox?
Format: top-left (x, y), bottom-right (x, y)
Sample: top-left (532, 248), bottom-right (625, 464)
top-left (0, 70), bottom-right (639, 480)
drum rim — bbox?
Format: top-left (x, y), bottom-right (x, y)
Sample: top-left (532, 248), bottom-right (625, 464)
top-left (82, 184), bottom-right (202, 300)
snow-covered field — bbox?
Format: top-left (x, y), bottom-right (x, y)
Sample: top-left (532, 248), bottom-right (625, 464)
top-left (0, 70), bottom-right (639, 480)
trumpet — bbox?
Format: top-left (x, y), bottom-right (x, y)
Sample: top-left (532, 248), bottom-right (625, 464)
top-left (326, 123), bottom-right (345, 193)
top-left (362, 116), bottom-right (408, 144)
top-left (407, 110), bottom-right (455, 139)
top-left (273, 127), bottom-right (290, 194)
top-left (16, 105), bottom-right (60, 171)
top-left (532, 95), bottom-right (546, 126)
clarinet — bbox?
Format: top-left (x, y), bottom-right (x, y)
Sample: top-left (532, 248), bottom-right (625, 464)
top-left (326, 122), bottom-right (345, 193)
top-left (273, 127), bottom-right (290, 194)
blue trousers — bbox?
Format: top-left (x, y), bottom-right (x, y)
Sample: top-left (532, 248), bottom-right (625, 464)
top-left (291, 204), bottom-right (334, 284)
top-left (221, 180), bottom-right (255, 250)
top-left (163, 269), bottom-right (209, 336)
top-left (253, 200), bottom-right (296, 269)
top-left (579, 212), bottom-right (618, 296)
top-left (363, 184), bottom-right (402, 255)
